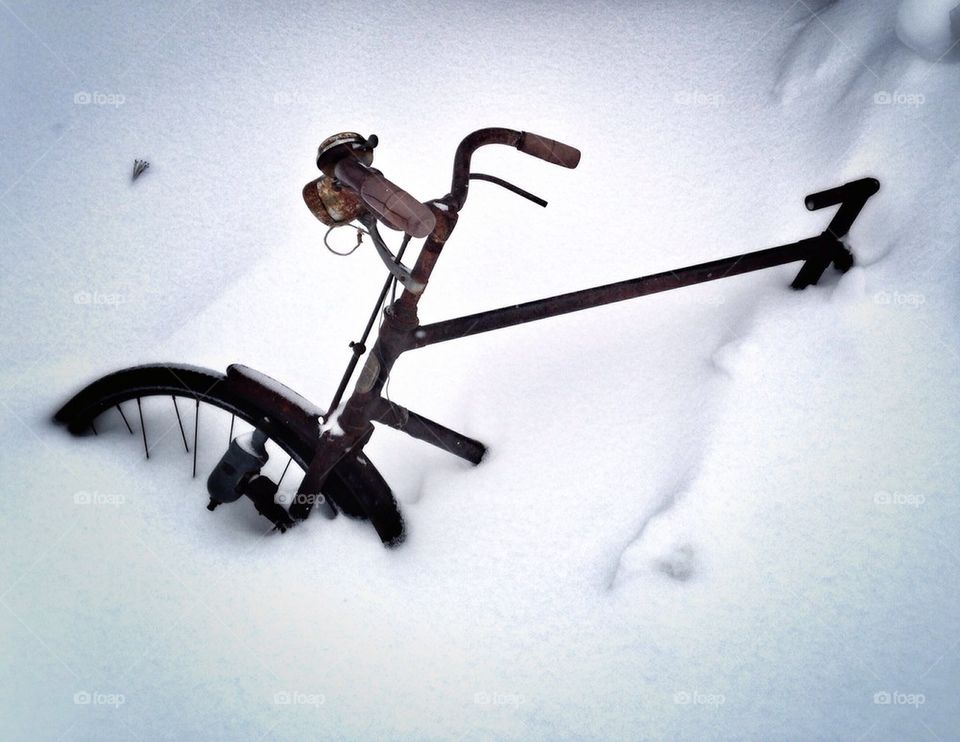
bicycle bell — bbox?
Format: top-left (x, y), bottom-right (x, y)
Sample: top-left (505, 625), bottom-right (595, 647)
top-left (302, 132), bottom-right (377, 227)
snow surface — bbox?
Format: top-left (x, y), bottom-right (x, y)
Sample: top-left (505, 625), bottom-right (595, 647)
top-left (896, 0), bottom-right (960, 60)
top-left (1, 1), bottom-right (958, 740)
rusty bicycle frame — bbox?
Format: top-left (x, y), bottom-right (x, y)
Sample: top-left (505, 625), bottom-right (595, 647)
top-left (55, 127), bottom-right (880, 547)
top-left (282, 128), bottom-right (880, 536)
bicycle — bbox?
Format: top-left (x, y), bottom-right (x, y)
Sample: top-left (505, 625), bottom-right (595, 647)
top-left (54, 127), bottom-right (880, 547)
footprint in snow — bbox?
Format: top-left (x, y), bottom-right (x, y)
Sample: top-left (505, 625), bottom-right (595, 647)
top-left (610, 478), bottom-right (701, 588)
top-left (711, 337), bottom-right (763, 378)
top-left (656, 544), bottom-right (698, 582)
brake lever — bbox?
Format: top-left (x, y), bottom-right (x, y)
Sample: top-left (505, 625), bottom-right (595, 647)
top-left (361, 215), bottom-right (425, 293)
top-left (469, 173), bottom-right (547, 207)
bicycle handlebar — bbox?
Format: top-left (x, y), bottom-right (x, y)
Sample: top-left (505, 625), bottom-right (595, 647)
top-left (516, 131), bottom-right (582, 169)
top-left (449, 128), bottom-right (581, 210)
top-left (314, 127), bottom-right (579, 239)
top-left (334, 157), bottom-right (436, 238)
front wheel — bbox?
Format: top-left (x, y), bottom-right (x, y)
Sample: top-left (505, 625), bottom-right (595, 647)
top-left (54, 363), bottom-right (404, 544)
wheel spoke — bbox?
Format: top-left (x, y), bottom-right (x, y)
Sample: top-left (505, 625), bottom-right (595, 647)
top-left (137, 397), bottom-right (149, 459)
top-left (89, 420), bottom-right (98, 436)
top-left (228, 414), bottom-right (235, 445)
top-left (172, 396), bottom-right (189, 453)
top-left (192, 399), bottom-right (199, 478)
top-left (116, 404), bottom-right (134, 435)
top-left (276, 457), bottom-right (293, 488)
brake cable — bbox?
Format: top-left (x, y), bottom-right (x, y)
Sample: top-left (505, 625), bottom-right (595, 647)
top-left (323, 232), bottom-right (411, 420)
top-left (469, 173), bottom-right (547, 207)
top-left (323, 222), bottom-right (367, 256)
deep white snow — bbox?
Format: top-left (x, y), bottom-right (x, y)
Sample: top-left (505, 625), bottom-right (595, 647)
top-left (1, 1), bottom-right (958, 740)
top-left (896, 0), bottom-right (960, 60)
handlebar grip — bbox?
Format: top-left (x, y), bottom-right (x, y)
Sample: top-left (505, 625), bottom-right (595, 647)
top-left (805, 177), bottom-right (880, 211)
top-left (334, 157), bottom-right (436, 238)
top-left (517, 132), bottom-right (581, 169)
